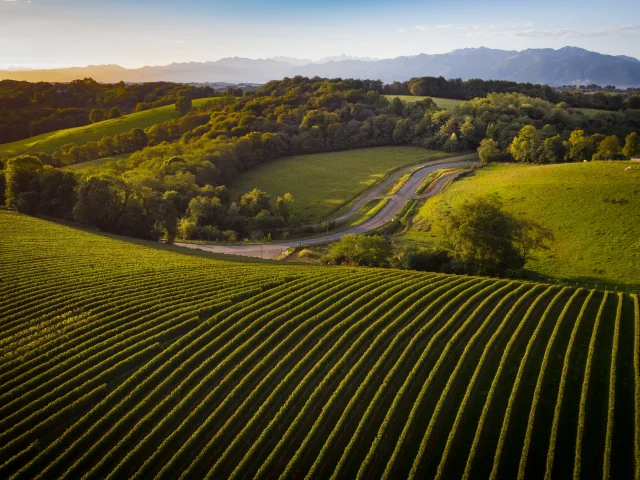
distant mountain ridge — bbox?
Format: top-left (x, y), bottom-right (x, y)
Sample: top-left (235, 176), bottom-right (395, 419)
top-left (2, 47), bottom-right (640, 87)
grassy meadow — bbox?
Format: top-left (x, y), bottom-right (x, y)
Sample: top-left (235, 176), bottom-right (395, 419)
top-left (0, 210), bottom-right (637, 479)
top-left (229, 147), bottom-right (449, 223)
top-left (383, 95), bottom-right (464, 110)
top-left (405, 161), bottom-right (640, 288)
top-left (0, 97), bottom-right (214, 157)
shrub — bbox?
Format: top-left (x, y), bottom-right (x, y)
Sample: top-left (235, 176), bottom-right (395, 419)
top-left (324, 234), bottom-right (393, 267)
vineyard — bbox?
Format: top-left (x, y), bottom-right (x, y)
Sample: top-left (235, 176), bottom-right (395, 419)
top-left (0, 210), bottom-right (638, 479)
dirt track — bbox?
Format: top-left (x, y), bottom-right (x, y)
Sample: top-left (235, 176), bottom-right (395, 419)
top-left (175, 155), bottom-right (477, 259)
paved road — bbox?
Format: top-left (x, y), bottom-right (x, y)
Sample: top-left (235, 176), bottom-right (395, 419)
top-left (176, 155), bottom-right (477, 259)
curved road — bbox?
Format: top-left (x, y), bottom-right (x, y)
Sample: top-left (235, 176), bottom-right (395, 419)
top-left (176, 155), bottom-right (477, 259)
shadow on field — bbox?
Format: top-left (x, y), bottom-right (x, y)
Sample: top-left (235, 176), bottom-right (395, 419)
top-left (524, 269), bottom-right (639, 294)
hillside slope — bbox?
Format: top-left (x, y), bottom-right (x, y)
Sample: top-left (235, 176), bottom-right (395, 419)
top-left (407, 162), bottom-right (640, 288)
top-left (0, 211), bottom-right (637, 479)
top-left (0, 97), bottom-right (213, 157)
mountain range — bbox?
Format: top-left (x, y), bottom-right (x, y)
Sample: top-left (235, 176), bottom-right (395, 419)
top-left (2, 47), bottom-right (640, 87)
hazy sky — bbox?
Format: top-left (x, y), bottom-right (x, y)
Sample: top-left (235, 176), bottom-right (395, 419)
top-left (2, 0), bottom-right (640, 69)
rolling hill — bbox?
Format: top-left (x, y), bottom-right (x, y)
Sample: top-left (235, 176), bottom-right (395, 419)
top-left (0, 98), bottom-right (214, 157)
top-left (0, 210), bottom-right (637, 479)
top-left (405, 161), bottom-right (640, 289)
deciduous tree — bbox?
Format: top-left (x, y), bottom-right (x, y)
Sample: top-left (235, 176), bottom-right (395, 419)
top-left (89, 109), bottom-right (104, 123)
top-left (509, 125), bottom-right (538, 163)
top-left (622, 131), bottom-right (640, 158)
top-left (176, 96), bottom-right (192, 115)
top-left (477, 138), bottom-right (501, 164)
top-left (592, 135), bottom-right (622, 160)
top-left (5, 155), bottom-right (43, 213)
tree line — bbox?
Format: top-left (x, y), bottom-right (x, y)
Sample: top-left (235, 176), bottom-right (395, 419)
top-left (3, 76), bottom-right (640, 244)
top-left (383, 76), bottom-right (640, 111)
top-left (0, 78), bottom-right (218, 144)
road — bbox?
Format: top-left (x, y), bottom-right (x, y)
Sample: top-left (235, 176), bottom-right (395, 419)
top-left (176, 155), bottom-right (477, 259)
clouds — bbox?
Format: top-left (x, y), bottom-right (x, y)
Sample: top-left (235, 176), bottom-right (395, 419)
top-left (513, 25), bottom-right (640, 38)
top-left (412, 22), bottom-right (640, 39)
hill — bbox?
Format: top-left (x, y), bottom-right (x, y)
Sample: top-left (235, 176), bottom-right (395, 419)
top-left (405, 162), bottom-right (640, 288)
top-left (228, 147), bottom-right (450, 223)
top-left (0, 97), bottom-right (213, 157)
top-left (4, 47), bottom-right (640, 86)
top-left (0, 210), bottom-right (638, 479)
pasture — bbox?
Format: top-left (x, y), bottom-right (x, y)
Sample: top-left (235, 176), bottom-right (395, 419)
top-left (384, 95), bottom-right (464, 110)
top-left (406, 161), bottom-right (640, 288)
top-left (0, 97), bottom-right (214, 157)
top-left (0, 210), bottom-right (637, 479)
top-left (228, 147), bottom-right (449, 223)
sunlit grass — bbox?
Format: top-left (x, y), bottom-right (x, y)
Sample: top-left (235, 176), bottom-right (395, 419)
top-left (0, 97), bottom-right (213, 157)
top-left (229, 147), bottom-right (449, 223)
top-left (404, 161), bottom-right (640, 288)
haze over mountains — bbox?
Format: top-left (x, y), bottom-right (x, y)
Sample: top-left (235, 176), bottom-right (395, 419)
top-left (2, 47), bottom-right (640, 87)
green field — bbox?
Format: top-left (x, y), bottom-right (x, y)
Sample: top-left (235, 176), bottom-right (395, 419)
top-left (571, 107), bottom-right (618, 117)
top-left (61, 153), bottom-right (130, 171)
top-left (0, 98), bottom-right (214, 157)
top-left (229, 147), bottom-right (449, 223)
top-left (406, 162), bottom-right (640, 288)
top-left (384, 95), bottom-right (464, 110)
top-left (0, 210), bottom-right (638, 479)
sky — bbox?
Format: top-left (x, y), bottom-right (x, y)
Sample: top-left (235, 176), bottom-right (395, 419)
top-left (1, 0), bottom-right (640, 69)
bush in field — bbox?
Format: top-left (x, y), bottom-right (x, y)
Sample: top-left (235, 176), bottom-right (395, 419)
top-left (324, 234), bottom-right (393, 267)
top-left (442, 194), bottom-right (553, 277)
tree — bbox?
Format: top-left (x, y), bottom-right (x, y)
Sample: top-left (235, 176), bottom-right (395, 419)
top-left (38, 167), bottom-right (77, 218)
top-left (4, 155), bottom-right (43, 213)
top-left (185, 196), bottom-right (227, 227)
top-left (477, 138), bottom-right (501, 164)
top-left (117, 196), bottom-right (152, 239)
top-left (108, 106), bottom-right (121, 118)
top-left (89, 109), bottom-right (104, 123)
top-left (513, 218), bottom-right (554, 265)
top-left (176, 96), bottom-right (192, 116)
top-left (592, 135), bottom-right (622, 160)
top-left (509, 125), bottom-right (538, 163)
top-left (276, 192), bottom-right (293, 220)
top-left (622, 132), bottom-right (640, 158)
top-left (324, 234), bottom-right (393, 267)
top-left (160, 191), bottom-right (180, 244)
top-left (0, 170), bottom-right (5, 206)
top-left (538, 135), bottom-right (566, 164)
top-left (239, 188), bottom-right (271, 217)
top-left (567, 129), bottom-right (595, 162)
top-left (73, 176), bottom-right (126, 232)
top-left (409, 81), bottom-right (425, 97)
top-left (442, 194), bottom-right (524, 276)
top-left (629, 93), bottom-right (640, 110)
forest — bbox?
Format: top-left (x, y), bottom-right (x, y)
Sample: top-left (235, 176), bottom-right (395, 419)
top-left (2, 76), bottom-right (640, 244)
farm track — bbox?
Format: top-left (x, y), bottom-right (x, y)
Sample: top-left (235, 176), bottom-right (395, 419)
top-left (0, 210), bottom-right (638, 479)
top-left (176, 155), bottom-right (477, 259)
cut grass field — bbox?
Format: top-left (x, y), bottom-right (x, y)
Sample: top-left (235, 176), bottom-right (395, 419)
top-left (61, 153), bottom-right (130, 171)
top-left (571, 107), bottom-right (618, 117)
top-left (383, 95), bottom-right (464, 110)
top-left (0, 210), bottom-right (637, 479)
top-left (228, 147), bottom-right (450, 223)
top-left (405, 161), bottom-right (640, 289)
top-left (0, 97), bottom-right (214, 157)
